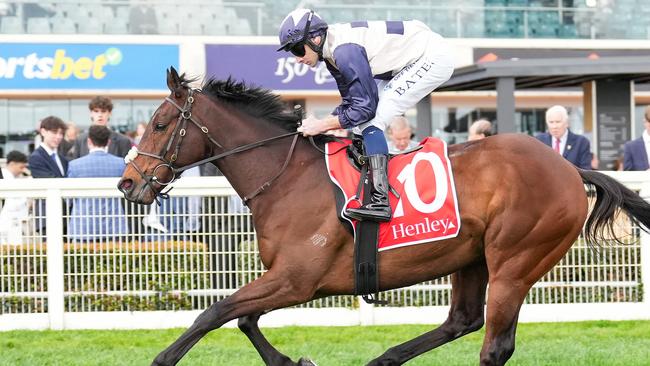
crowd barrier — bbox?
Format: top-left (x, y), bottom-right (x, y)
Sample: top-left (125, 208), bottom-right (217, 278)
top-left (0, 172), bottom-right (649, 330)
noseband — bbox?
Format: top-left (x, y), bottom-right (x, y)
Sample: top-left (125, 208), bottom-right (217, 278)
top-left (125, 88), bottom-right (300, 205)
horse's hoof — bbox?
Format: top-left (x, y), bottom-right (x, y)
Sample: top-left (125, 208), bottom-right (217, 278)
top-left (297, 357), bottom-right (318, 366)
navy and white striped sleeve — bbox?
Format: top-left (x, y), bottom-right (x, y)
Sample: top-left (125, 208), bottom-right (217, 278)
top-left (328, 43), bottom-right (378, 129)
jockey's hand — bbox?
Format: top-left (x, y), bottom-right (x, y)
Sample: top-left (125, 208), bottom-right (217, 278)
top-left (297, 116), bottom-right (325, 136)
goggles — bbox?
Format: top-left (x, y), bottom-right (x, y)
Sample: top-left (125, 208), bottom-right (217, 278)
top-left (289, 42), bottom-right (307, 57)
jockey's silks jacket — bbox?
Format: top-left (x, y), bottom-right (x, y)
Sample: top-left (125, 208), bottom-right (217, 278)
top-left (321, 20), bottom-right (450, 130)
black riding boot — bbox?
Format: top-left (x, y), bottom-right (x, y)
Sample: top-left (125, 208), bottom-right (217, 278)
top-left (346, 154), bottom-right (392, 222)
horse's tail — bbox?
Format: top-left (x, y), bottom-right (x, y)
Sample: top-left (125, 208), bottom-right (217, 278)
top-left (579, 169), bottom-right (650, 248)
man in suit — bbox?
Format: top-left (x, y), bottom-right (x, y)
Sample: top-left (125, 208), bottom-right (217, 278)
top-left (29, 116), bottom-right (68, 178)
top-left (623, 105), bottom-right (650, 171)
top-left (536, 105), bottom-right (592, 170)
top-left (70, 96), bottom-right (132, 159)
top-left (29, 116), bottom-right (69, 234)
top-left (67, 125), bottom-right (128, 241)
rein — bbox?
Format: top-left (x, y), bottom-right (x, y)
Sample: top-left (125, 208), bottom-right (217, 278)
top-left (126, 88), bottom-right (301, 205)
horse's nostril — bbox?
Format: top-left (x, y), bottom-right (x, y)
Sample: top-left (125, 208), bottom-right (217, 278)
top-left (118, 179), bottom-right (133, 192)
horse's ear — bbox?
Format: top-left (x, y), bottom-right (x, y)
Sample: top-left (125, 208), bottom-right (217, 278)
top-left (166, 66), bottom-right (182, 94)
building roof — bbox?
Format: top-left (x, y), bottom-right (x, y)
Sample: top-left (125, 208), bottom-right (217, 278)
top-left (438, 56), bottom-right (650, 91)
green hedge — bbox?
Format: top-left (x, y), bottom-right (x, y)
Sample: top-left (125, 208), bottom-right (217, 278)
top-left (1, 241), bottom-right (207, 313)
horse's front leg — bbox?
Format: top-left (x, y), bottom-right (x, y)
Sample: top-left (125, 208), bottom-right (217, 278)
top-left (152, 270), bottom-right (315, 366)
top-left (238, 313), bottom-right (317, 366)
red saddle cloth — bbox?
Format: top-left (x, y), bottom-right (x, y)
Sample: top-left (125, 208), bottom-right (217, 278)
top-left (326, 137), bottom-right (461, 251)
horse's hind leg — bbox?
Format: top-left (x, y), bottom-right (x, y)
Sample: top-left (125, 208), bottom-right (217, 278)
top-left (367, 261), bottom-right (488, 366)
top-left (479, 279), bottom-right (529, 366)
top-left (238, 313), bottom-right (316, 366)
top-left (479, 233), bottom-right (579, 366)
top-left (151, 270), bottom-right (314, 366)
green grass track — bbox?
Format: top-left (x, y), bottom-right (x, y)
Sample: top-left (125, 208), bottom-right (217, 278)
top-left (1, 320), bottom-right (649, 365)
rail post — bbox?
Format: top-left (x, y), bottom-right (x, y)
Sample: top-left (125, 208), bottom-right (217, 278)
top-left (46, 189), bottom-right (65, 330)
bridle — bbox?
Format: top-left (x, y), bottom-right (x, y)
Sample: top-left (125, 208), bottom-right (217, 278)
top-left (125, 87), bottom-right (300, 205)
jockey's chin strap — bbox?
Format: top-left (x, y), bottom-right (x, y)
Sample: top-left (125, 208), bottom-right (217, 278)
top-left (125, 87), bottom-right (301, 205)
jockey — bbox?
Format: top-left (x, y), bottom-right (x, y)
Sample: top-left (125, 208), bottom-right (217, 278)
top-left (278, 9), bottom-right (454, 222)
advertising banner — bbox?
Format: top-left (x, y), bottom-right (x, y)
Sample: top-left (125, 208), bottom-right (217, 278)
top-left (205, 44), bottom-right (336, 91)
top-left (0, 43), bottom-right (178, 90)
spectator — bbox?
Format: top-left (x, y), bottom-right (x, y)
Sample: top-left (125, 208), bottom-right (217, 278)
top-left (59, 121), bottom-right (79, 159)
top-left (134, 122), bottom-right (147, 145)
top-left (536, 105), bottom-right (591, 170)
top-left (28, 116), bottom-right (68, 235)
top-left (67, 125), bottom-right (128, 241)
top-left (468, 119), bottom-right (493, 141)
top-left (623, 106), bottom-right (650, 171)
top-left (126, 129), bottom-right (137, 144)
top-left (29, 116), bottom-right (68, 178)
top-left (0, 151), bottom-right (31, 245)
top-left (386, 116), bottom-right (418, 154)
top-left (71, 96), bottom-right (132, 159)
top-left (129, 0), bottom-right (158, 34)
top-left (2, 150), bottom-right (28, 178)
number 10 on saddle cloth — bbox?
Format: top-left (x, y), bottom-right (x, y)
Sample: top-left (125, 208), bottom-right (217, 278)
top-left (325, 137), bottom-right (461, 251)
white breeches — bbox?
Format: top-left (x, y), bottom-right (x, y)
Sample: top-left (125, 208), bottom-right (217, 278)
top-left (353, 34), bottom-right (455, 134)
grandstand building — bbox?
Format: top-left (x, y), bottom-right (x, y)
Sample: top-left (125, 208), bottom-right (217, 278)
top-left (1, 0), bottom-right (649, 159)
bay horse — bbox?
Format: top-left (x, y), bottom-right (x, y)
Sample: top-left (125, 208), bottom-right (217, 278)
top-left (118, 67), bottom-right (650, 366)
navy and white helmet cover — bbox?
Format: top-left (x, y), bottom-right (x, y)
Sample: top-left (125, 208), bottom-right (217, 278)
top-left (277, 8), bottom-right (328, 51)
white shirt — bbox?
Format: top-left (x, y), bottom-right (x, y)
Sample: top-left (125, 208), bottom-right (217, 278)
top-left (323, 20), bottom-right (444, 77)
top-left (0, 168), bottom-right (31, 244)
top-left (642, 130), bottom-right (650, 166)
top-left (89, 147), bottom-right (108, 154)
top-left (388, 139), bottom-right (419, 154)
top-left (40, 142), bottom-right (64, 176)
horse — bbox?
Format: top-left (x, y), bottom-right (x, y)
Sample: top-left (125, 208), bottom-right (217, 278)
top-left (117, 67), bottom-right (650, 366)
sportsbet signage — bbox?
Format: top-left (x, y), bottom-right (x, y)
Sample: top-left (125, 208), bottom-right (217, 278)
top-left (0, 43), bottom-right (178, 89)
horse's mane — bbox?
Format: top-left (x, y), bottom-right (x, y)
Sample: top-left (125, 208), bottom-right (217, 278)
top-left (197, 76), bottom-right (301, 131)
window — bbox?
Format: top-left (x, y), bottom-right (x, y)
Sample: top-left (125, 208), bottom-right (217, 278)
top-left (0, 98), bottom-right (161, 157)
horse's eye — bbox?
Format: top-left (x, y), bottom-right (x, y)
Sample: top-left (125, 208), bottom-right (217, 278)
top-left (154, 123), bottom-right (166, 131)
